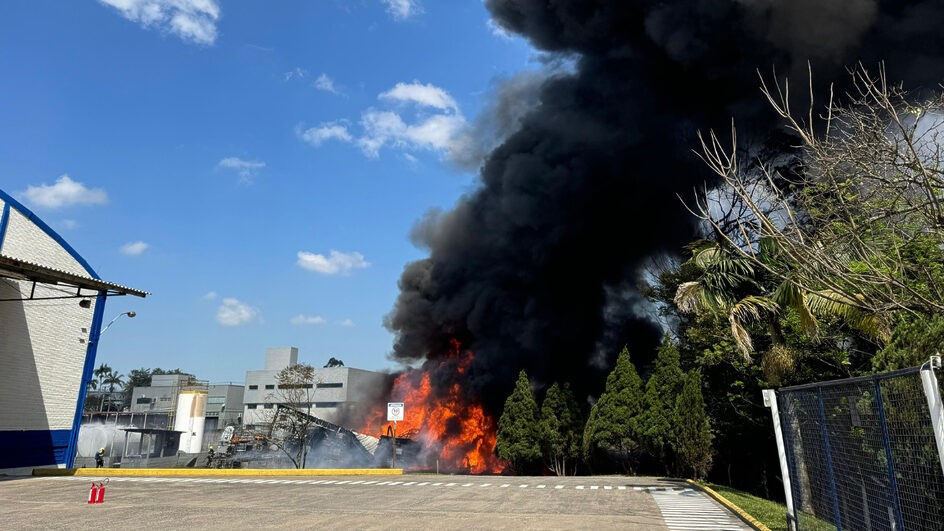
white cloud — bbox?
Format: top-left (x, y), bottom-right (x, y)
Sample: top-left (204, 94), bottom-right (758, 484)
top-left (338, 318), bottom-right (355, 327)
top-left (21, 175), bottom-right (108, 209)
top-left (216, 298), bottom-right (259, 326)
top-left (298, 81), bottom-right (468, 160)
top-left (60, 219), bottom-right (78, 230)
top-left (202, 291), bottom-right (218, 300)
top-left (120, 241), bottom-right (149, 256)
top-left (297, 123), bottom-right (353, 147)
top-left (217, 157), bottom-right (265, 184)
top-left (283, 67), bottom-right (307, 82)
top-left (291, 314), bottom-right (327, 325)
top-left (382, 0), bottom-right (422, 20)
top-left (359, 109), bottom-right (465, 158)
top-left (98, 0), bottom-right (220, 45)
top-left (380, 81), bottom-right (458, 111)
top-left (314, 73), bottom-right (342, 95)
top-left (297, 250), bottom-right (370, 275)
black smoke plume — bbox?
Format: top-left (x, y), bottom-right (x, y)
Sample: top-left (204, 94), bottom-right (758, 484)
top-left (386, 0), bottom-right (944, 412)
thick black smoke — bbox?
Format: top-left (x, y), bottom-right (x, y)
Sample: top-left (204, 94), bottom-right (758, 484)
top-left (386, 0), bottom-right (944, 412)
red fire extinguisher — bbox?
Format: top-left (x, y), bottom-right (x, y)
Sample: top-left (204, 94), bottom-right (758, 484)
top-left (87, 479), bottom-right (108, 504)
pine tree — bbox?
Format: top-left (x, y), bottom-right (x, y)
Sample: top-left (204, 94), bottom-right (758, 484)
top-left (495, 370), bottom-right (542, 473)
top-left (674, 370), bottom-right (713, 479)
top-left (641, 334), bottom-right (685, 472)
top-left (540, 382), bottom-right (582, 476)
top-left (582, 347), bottom-right (645, 473)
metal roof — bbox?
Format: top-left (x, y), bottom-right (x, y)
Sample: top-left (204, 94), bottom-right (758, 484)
top-left (0, 254), bottom-right (148, 298)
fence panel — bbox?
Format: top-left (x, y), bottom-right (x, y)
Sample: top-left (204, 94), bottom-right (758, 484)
top-left (775, 365), bottom-right (944, 530)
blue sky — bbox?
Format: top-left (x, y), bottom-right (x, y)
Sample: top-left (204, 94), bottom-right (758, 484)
top-left (0, 0), bottom-right (537, 383)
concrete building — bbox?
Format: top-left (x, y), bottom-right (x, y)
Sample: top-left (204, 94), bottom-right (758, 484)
top-left (128, 373), bottom-right (244, 447)
top-left (0, 189), bottom-right (146, 474)
top-left (243, 347), bottom-right (388, 427)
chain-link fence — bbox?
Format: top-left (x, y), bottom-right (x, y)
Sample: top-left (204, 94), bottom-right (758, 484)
top-left (766, 359), bottom-right (944, 530)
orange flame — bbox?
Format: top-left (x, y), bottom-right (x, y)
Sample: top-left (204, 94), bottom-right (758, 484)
top-left (360, 341), bottom-right (506, 474)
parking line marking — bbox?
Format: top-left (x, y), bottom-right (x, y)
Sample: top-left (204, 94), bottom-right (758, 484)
top-left (555, 485), bottom-right (564, 489)
top-left (537, 485), bottom-right (545, 489)
top-left (500, 484), bottom-right (510, 488)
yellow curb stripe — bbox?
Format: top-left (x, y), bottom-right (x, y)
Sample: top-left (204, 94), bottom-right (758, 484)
top-left (685, 479), bottom-right (771, 531)
top-left (34, 468), bottom-right (403, 477)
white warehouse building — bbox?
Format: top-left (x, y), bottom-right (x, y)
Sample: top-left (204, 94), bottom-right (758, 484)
top-left (0, 189), bottom-right (146, 474)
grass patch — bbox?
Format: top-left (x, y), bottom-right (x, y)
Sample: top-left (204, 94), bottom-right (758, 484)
top-left (700, 481), bottom-right (789, 531)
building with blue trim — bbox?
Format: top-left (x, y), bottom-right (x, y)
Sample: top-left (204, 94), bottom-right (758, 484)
top-left (0, 189), bottom-right (146, 474)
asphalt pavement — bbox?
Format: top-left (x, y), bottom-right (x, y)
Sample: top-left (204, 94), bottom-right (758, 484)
top-left (0, 473), bottom-right (749, 530)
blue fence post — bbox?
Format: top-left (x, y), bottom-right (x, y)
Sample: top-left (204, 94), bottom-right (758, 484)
top-left (816, 387), bottom-right (842, 530)
top-left (874, 379), bottom-right (905, 530)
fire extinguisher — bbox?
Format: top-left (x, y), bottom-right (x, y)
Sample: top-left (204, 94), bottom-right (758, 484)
top-left (87, 478), bottom-right (109, 504)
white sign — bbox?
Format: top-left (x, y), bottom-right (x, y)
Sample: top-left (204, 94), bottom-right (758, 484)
top-left (387, 402), bottom-right (404, 422)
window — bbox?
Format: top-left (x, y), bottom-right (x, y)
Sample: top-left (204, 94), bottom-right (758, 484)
top-left (248, 385), bottom-right (258, 390)
top-left (207, 396), bottom-right (226, 404)
top-left (263, 403), bottom-right (274, 409)
top-left (159, 396), bottom-right (171, 401)
top-left (278, 383), bottom-right (313, 389)
top-left (316, 382), bottom-right (343, 389)
top-left (264, 384), bottom-right (274, 390)
top-left (135, 397), bottom-right (153, 404)
top-left (247, 404), bottom-right (257, 409)
top-left (314, 402), bottom-right (340, 408)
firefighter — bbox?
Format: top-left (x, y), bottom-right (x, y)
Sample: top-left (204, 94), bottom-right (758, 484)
top-left (95, 448), bottom-right (105, 468)
top-left (205, 447), bottom-right (215, 468)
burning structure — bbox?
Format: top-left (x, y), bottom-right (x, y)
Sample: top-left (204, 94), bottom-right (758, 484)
top-left (367, 1), bottom-right (944, 474)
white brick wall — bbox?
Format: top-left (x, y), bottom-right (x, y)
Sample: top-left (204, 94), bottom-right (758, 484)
top-left (0, 203), bottom-right (98, 432)
top-left (2, 209), bottom-right (89, 276)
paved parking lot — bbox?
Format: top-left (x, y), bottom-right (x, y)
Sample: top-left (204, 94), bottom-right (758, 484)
top-left (0, 473), bottom-right (748, 530)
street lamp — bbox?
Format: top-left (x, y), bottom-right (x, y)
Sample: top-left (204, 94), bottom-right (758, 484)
top-left (100, 311), bottom-right (136, 335)
top-left (95, 311), bottom-right (136, 413)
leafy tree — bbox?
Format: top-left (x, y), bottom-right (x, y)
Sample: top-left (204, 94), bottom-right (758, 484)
top-left (693, 64), bottom-right (944, 325)
top-left (872, 313), bottom-right (944, 371)
top-left (93, 363), bottom-right (112, 398)
top-left (102, 371), bottom-right (124, 411)
top-left (673, 370), bottom-right (713, 479)
top-left (264, 363), bottom-right (319, 469)
top-left (324, 357), bottom-right (345, 368)
top-left (640, 335), bottom-right (685, 473)
top-left (583, 347), bottom-right (645, 473)
top-left (494, 370), bottom-right (542, 473)
top-left (539, 382), bottom-right (582, 476)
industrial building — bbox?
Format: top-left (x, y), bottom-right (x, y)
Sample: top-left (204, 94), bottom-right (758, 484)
top-left (242, 347), bottom-right (389, 427)
top-left (0, 188), bottom-right (146, 474)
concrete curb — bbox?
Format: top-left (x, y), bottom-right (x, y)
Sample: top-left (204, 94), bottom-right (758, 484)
top-left (33, 468), bottom-right (403, 477)
top-left (685, 479), bottom-right (770, 531)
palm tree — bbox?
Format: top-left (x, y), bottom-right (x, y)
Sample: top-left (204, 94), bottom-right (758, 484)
top-left (93, 363), bottom-right (113, 412)
top-left (674, 239), bottom-right (888, 364)
top-left (103, 371), bottom-right (124, 411)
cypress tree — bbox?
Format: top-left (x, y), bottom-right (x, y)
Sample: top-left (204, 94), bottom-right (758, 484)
top-left (582, 347), bottom-right (645, 473)
top-left (674, 370), bottom-right (713, 479)
top-left (495, 370), bottom-right (542, 473)
top-left (540, 382), bottom-right (582, 476)
top-left (641, 335), bottom-right (685, 472)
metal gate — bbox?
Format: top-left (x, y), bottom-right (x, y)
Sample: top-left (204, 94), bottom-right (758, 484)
top-left (764, 357), bottom-right (944, 530)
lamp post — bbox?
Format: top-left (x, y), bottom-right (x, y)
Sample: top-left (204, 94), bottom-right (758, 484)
top-left (100, 311), bottom-right (136, 336)
top-left (96, 311), bottom-right (136, 413)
